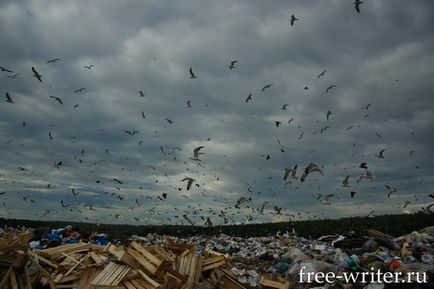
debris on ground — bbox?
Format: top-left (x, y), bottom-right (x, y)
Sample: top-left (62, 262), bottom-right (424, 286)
top-left (0, 226), bottom-right (433, 288)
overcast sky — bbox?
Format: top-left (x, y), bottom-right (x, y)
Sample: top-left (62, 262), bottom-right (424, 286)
top-left (1, 0), bottom-right (433, 226)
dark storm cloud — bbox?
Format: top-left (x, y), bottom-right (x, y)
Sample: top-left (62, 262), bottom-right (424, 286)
top-left (1, 0), bottom-right (434, 225)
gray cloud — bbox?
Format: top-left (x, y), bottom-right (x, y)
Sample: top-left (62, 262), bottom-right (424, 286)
top-left (1, 0), bottom-right (434, 225)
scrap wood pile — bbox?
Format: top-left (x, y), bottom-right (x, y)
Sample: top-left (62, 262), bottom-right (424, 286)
top-left (0, 233), bottom-right (291, 289)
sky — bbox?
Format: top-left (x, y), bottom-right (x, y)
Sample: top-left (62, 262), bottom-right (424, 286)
top-left (1, 0), bottom-right (434, 226)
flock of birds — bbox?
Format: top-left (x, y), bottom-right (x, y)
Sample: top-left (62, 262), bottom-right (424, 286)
top-left (0, 1), bottom-right (433, 226)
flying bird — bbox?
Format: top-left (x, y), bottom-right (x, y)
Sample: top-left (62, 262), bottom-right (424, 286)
top-left (326, 110), bottom-right (333, 120)
top-left (359, 162), bottom-right (368, 169)
top-left (317, 70), bottom-right (327, 79)
top-left (321, 194), bottom-right (335, 206)
top-left (350, 191), bottom-right (357, 198)
top-left (284, 165), bottom-right (298, 181)
top-left (385, 184), bottom-right (398, 197)
top-left (141, 111), bottom-right (146, 119)
top-left (49, 96), bottom-right (63, 104)
top-left (261, 84), bottom-right (273, 92)
top-left (0, 66), bottom-right (13, 73)
top-left (301, 163), bottom-right (324, 182)
top-left (74, 88), bottom-right (86, 93)
top-left (191, 146), bottom-right (204, 161)
top-left (187, 100), bottom-right (192, 107)
top-left (326, 85), bottom-right (336, 93)
top-left (182, 177), bottom-right (195, 190)
top-left (6, 73), bottom-right (19, 79)
top-left (48, 132), bottom-right (54, 140)
top-left (289, 14), bottom-right (298, 26)
top-left (139, 90), bottom-right (145, 97)
top-left (357, 170), bottom-right (373, 183)
top-left (5, 92), bottom-right (14, 103)
top-left (235, 197), bottom-right (251, 209)
top-left (245, 94), bottom-right (252, 103)
top-left (189, 67), bottom-right (197, 79)
top-left (377, 149), bottom-right (385, 158)
top-left (47, 58), bottom-right (60, 64)
top-left (281, 104), bottom-right (289, 110)
top-left (84, 65), bottom-right (94, 69)
top-left (32, 67), bottom-right (43, 82)
top-left (320, 126), bottom-right (329, 134)
top-left (275, 121), bottom-right (282, 127)
top-left (342, 175), bottom-right (350, 187)
top-left (354, 0), bottom-right (363, 13)
top-left (361, 103), bottom-right (372, 110)
top-left (228, 60), bottom-right (237, 70)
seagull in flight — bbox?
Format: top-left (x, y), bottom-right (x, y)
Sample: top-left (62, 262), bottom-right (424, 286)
top-left (228, 60), bottom-right (237, 70)
top-left (376, 149), bottom-right (385, 158)
top-left (5, 92), bottom-right (14, 103)
top-left (361, 103), bottom-right (372, 110)
top-left (47, 58), bottom-right (61, 64)
top-left (289, 14), bottom-right (298, 26)
top-left (281, 104), bottom-right (289, 110)
top-left (326, 85), bottom-right (336, 93)
top-left (6, 73), bottom-right (19, 79)
top-left (342, 175), bottom-right (350, 187)
top-left (284, 165), bottom-right (297, 181)
top-left (84, 65), bottom-right (94, 69)
top-left (191, 146), bottom-right (204, 161)
top-left (49, 96), bottom-right (63, 104)
top-left (261, 84), bottom-right (273, 92)
top-left (74, 88), bottom-right (86, 93)
top-left (32, 67), bottom-right (43, 82)
top-left (385, 184), bottom-right (398, 197)
top-left (301, 163), bottom-right (324, 182)
top-left (245, 94), bottom-right (252, 103)
top-left (321, 194), bottom-right (335, 206)
top-left (317, 70), bottom-right (327, 79)
top-left (182, 177), bottom-right (195, 190)
top-left (139, 90), bottom-right (145, 97)
top-left (189, 67), bottom-right (198, 79)
top-left (326, 110), bottom-right (333, 120)
top-left (0, 66), bottom-right (13, 73)
top-left (357, 170), bottom-right (373, 183)
top-left (354, 0), bottom-right (363, 13)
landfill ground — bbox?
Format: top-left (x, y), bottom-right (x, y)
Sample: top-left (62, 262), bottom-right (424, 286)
top-left (1, 219), bottom-right (433, 289)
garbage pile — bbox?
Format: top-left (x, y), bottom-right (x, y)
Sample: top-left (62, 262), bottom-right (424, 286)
top-left (0, 226), bottom-right (433, 289)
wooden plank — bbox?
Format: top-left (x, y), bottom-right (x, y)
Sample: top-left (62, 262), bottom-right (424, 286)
top-left (89, 252), bottom-right (104, 265)
top-left (137, 270), bottom-right (162, 289)
top-left (24, 265), bottom-right (32, 289)
top-left (111, 267), bottom-right (131, 286)
top-left (218, 274), bottom-right (246, 289)
top-left (92, 262), bottom-right (116, 285)
top-left (65, 255), bottom-right (88, 277)
top-left (108, 245), bottom-right (140, 269)
top-left (57, 284), bottom-right (79, 289)
top-left (130, 243), bottom-right (163, 268)
top-left (59, 274), bottom-right (81, 284)
top-left (259, 276), bottom-right (290, 289)
top-left (26, 252), bottom-right (57, 289)
top-left (10, 270), bottom-right (18, 289)
top-left (78, 268), bottom-right (101, 289)
top-left (127, 248), bottom-right (158, 275)
top-left (39, 244), bottom-right (91, 260)
top-left (130, 279), bottom-right (147, 289)
top-left (122, 281), bottom-right (137, 289)
top-left (33, 253), bottom-right (60, 269)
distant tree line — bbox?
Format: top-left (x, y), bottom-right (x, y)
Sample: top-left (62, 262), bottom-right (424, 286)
top-left (1, 213), bottom-right (433, 240)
